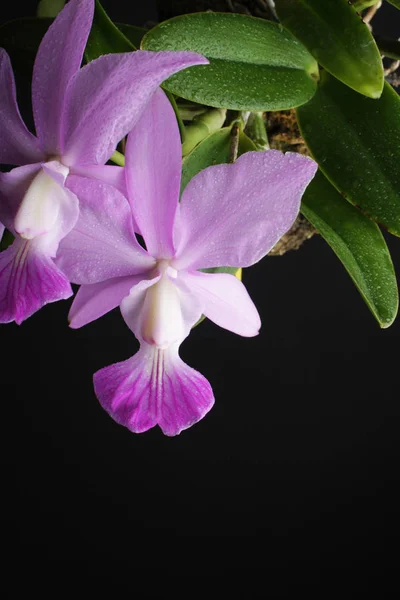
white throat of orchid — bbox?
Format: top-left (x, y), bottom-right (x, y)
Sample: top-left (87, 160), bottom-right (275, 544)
top-left (14, 162), bottom-right (69, 240)
top-left (141, 260), bottom-right (184, 350)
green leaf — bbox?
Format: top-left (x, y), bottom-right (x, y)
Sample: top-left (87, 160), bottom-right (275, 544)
top-left (37, 0), bottom-right (65, 18)
top-left (297, 72), bottom-right (400, 236)
top-left (386, 0), bottom-right (400, 9)
top-left (85, 0), bottom-right (134, 62)
top-left (141, 12), bottom-right (318, 111)
top-left (275, 0), bottom-right (384, 98)
top-left (302, 170), bottom-right (398, 328)
top-left (0, 17), bottom-right (51, 74)
top-left (181, 126), bottom-right (256, 194)
top-left (117, 23), bottom-right (147, 48)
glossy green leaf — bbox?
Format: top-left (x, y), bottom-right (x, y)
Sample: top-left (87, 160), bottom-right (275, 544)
top-left (181, 127), bottom-right (256, 194)
top-left (0, 17), bottom-right (51, 74)
top-left (297, 72), bottom-right (400, 235)
top-left (142, 12), bottom-right (318, 111)
top-left (386, 0), bottom-right (400, 9)
top-left (117, 23), bottom-right (147, 48)
top-left (301, 170), bottom-right (398, 328)
top-left (85, 0), bottom-right (134, 61)
top-left (275, 0), bottom-right (384, 98)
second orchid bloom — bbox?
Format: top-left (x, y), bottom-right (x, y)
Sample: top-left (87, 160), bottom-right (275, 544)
top-left (57, 90), bottom-right (317, 435)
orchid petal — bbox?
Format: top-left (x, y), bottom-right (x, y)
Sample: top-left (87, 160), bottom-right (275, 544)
top-left (62, 50), bottom-right (208, 166)
top-left (121, 272), bottom-right (203, 346)
top-left (68, 164), bottom-right (127, 196)
top-left (57, 176), bottom-right (154, 284)
top-left (32, 0), bottom-right (94, 154)
top-left (94, 342), bottom-right (214, 436)
top-left (181, 270), bottom-right (261, 337)
top-left (69, 275), bottom-right (143, 329)
top-left (67, 164), bottom-right (140, 232)
top-left (174, 151), bottom-right (318, 270)
top-left (0, 237), bottom-right (72, 324)
top-left (0, 50), bottom-right (44, 165)
top-left (0, 164), bottom-right (42, 230)
top-left (125, 89), bottom-right (181, 258)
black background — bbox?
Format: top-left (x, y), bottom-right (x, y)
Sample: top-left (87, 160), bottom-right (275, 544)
top-left (1, 0), bottom-right (400, 578)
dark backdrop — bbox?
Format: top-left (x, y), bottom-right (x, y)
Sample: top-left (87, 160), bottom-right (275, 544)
top-left (1, 0), bottom-right (400, 578)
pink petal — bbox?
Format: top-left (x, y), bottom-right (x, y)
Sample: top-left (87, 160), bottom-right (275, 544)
top-left (57, 176), bottom-right (154, 284)
top-left (125, 89), bottom-right (181, 259)
top-left (0, 164), bottom-right (42, 230)
top-left (0, 237), bottom-right (72, 324)
top-left (69, 275), bottom-right (143, 329)
top-left (69, 164), bottom-right (127, 196)
top-left (0, 50), bottom-right (44, 165)
top-left (181, 270), bottom-right (261, 337)
top-left (174, 151), bottom-right (318, 270)
top-left (62, 50), bottom-right (208, 166)
top-left (94, 342), bottom-right (214, 436)
top-left (67, 164), bottom-right (139, 232)
top-left (32, 0), bottom-right (94, 154)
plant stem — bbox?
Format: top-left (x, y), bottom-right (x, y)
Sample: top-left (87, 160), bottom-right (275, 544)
top-left (110, 150), bottom-right (125, 167)
top-left (182, 108), bottom-right (227, 156)
top-left (363, 0), bottom-right (382, 26)
top-left (245, 112), bottom-right (269, 151)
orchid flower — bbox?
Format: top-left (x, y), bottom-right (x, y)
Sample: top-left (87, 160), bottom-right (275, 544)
top-left (0, 0), bottom-right (207, 324)
top-left (57, 89), bottom-right (317, 435)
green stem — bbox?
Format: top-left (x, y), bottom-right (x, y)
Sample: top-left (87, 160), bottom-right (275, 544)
top-left (229, 123), bottom-right (240, 163)
top-left (245, 112), bottom-right (269, 151)
top-left (182, 108), bottom-right (227, 156)
top-left (110, 150), bottom-right (125, 166)
top-left (178, 106), bottom-right (208, 121)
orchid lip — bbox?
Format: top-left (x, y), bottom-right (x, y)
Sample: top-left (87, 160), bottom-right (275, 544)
top-left (14, 165), bottom-right (69, 239)
top-left (140, 260), bottom-right (184, 349)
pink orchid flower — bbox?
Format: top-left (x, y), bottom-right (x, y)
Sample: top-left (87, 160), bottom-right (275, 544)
top-left (57, 89), bottom-right (318, 436)
top-left (0, 0), bottom-right (207, 324)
